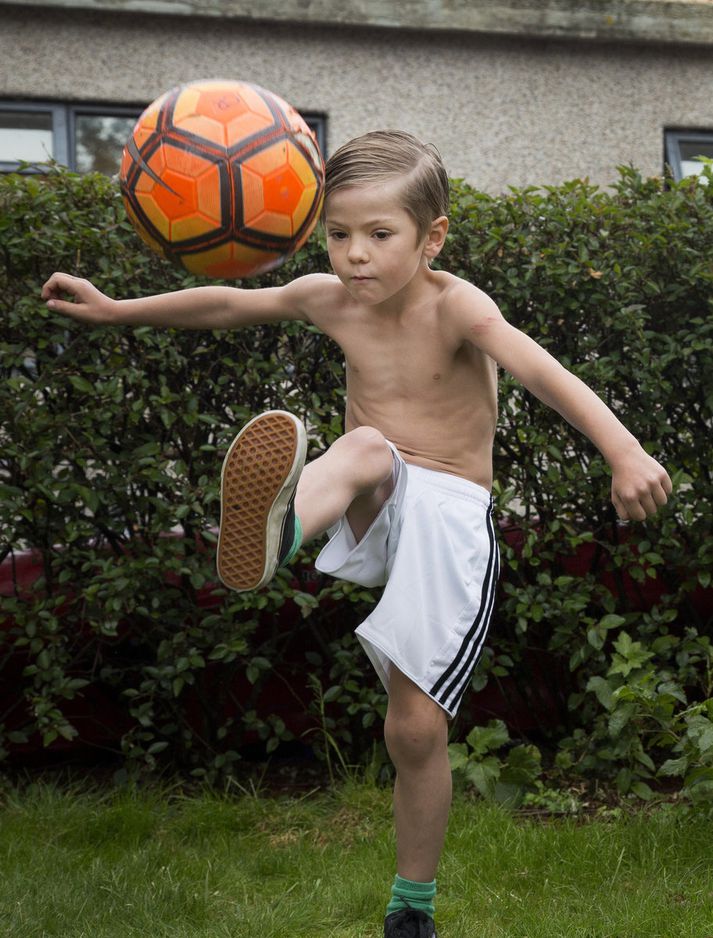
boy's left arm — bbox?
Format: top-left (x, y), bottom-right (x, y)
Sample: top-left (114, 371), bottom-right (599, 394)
top-left (452, 286), bottom-right (673, 521)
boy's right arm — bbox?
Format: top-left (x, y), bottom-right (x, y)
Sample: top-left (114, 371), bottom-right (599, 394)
top-left (41, 271), bottom-right (326, 329)
top-left (446, 280), bottom-right (672, 522)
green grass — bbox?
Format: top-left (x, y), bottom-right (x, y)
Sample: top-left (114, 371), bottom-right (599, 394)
top-left (0, 779), bottom-right (712, 937)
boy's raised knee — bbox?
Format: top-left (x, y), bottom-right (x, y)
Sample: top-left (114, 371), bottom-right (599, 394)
top-left (341, 425), bottom-right (393, 488)
top-left (346, 425), bottom-right (390, 455)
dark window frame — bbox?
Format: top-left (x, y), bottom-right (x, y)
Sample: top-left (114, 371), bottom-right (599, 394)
top-left (0, 99), bottom-right (327, 174)
top-left (664, 128), bottom-right (713, 181)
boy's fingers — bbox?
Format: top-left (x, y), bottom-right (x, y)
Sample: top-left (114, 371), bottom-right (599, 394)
top-left (613, 489), bottom-right (659, 521)
top-left (639, 492), bottom-right (660, 518)
top-left (642, 478), bottom-right (671, 514)
top-left (653, 482), bottom-right (670, 506)
top-left (42, 272), bottom-right (82, 301)
top-left (613, 492), bottom-right (633, 521)
top-left (41, 272), bottom-right (63, 298)
top-left (46, 298), bottom-right (80, 315)
top-left (621, 503), bottom-right (647, 522)
top-left (613, 459), bottom-right (674, 521)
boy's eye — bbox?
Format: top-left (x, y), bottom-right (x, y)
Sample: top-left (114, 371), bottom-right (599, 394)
top-left (328, 230), bottom-right (347, 240)
top-left (373, 230), bottom-right (391, 240)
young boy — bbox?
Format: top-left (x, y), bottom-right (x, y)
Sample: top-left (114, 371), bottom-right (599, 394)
top-left (42, 130), bottom-right (672, 938)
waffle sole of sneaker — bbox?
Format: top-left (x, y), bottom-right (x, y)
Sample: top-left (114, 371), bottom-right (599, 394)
top-left (217, 410), bottom-right (306, 592)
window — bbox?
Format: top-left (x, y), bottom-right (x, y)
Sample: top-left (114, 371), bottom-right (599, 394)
top-left (0, 102), bottom-right (142, 174)
top-left (664, 130), bottom-right (713, 181)
top-left (0, 110), bottom-right (54, 164)
top-left (0, 100), bottom-right (327, 175)
top-left (73, 112), bottom-right (144, 174)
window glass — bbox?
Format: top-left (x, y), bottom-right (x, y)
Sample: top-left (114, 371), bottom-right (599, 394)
top-left (665, 130), bottom-right (713, 181)
top-left (0, 110), bottom-right (53, 163)
top-left (678, 139), bottom-right (713, 178)
top-left (75, 113), bottom-right (137, 174)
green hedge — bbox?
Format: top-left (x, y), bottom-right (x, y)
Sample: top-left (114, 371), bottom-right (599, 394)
top-left (1, 164), bottom-right (712, 799)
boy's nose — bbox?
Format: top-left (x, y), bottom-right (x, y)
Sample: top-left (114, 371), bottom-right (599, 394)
top-left (347, 239), bottom-right (369, 263)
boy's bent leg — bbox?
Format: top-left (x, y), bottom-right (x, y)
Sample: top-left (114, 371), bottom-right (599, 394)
top-left (384, 667), bottom-right (452, 884)
top-left (217, 416), bottom-right (394, 592)
top-left (295, 425), bottom-right (394, 544)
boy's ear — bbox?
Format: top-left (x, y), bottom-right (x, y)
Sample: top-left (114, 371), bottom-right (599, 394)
top-left (424, 215), bottom-right (449, 260)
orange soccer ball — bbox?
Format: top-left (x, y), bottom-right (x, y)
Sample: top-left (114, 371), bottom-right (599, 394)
top-left (119, 80), bottom-right (325, 279)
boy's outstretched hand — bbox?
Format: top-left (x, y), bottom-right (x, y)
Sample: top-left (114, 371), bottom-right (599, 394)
top-left (42, 272), bottom-right (115, 325)
top-left (609, 446), bottom-right (673, 522)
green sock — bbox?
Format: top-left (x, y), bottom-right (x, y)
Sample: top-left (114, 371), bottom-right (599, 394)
top-left (280, 513), bottom-right (302, 566)
top-left (386, 874), bottom-right (436, 917)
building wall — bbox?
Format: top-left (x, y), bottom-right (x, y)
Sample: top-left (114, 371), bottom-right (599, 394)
top-left (1, 2), bottom-right (712, 190)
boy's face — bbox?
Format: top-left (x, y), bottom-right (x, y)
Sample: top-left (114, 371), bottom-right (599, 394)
top-left (324, 178), bottom-right (443, 307)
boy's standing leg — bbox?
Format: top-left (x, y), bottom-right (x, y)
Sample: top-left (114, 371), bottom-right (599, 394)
top-left (382, 668), bottom-right (447, 937)
top-left (385, 669), bottom-right (451, 882)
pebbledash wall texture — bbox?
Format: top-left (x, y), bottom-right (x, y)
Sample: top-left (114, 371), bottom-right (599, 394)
top-left (0, 0), bottom-right (712, 190)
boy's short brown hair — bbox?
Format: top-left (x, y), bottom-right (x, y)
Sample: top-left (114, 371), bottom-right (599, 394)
top-left (324, 130), bottom-right (450, 238)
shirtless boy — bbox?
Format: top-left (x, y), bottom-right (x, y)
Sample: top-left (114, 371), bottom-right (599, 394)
top-left (42, 130), bottom-right (672, 938)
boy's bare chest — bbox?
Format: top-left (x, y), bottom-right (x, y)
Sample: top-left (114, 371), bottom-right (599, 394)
top-left (335, 314), bottom-right (463, 399)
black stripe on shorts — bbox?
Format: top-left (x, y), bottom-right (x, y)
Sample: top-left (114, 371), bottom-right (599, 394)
top-left (429, 500), bottom-right (500, 713)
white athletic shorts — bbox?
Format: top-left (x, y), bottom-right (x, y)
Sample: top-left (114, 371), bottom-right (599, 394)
top-left (314, 442), bottom-right (500, 717)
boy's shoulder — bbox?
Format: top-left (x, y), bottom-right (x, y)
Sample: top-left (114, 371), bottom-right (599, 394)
top-left (430, 271), bottom-right (506, 354)
top-left (282, 273), bottom-right (347, 320)
top-left (284, 272), bottom-right (342, 298)
top-left (433, 270), bottom-right (501, 320)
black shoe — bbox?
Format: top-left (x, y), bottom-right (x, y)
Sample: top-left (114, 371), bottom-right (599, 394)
top-left (384, 909), bottom-right (438, 938)
top-left (217, 410), bottom-right (306, 592)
